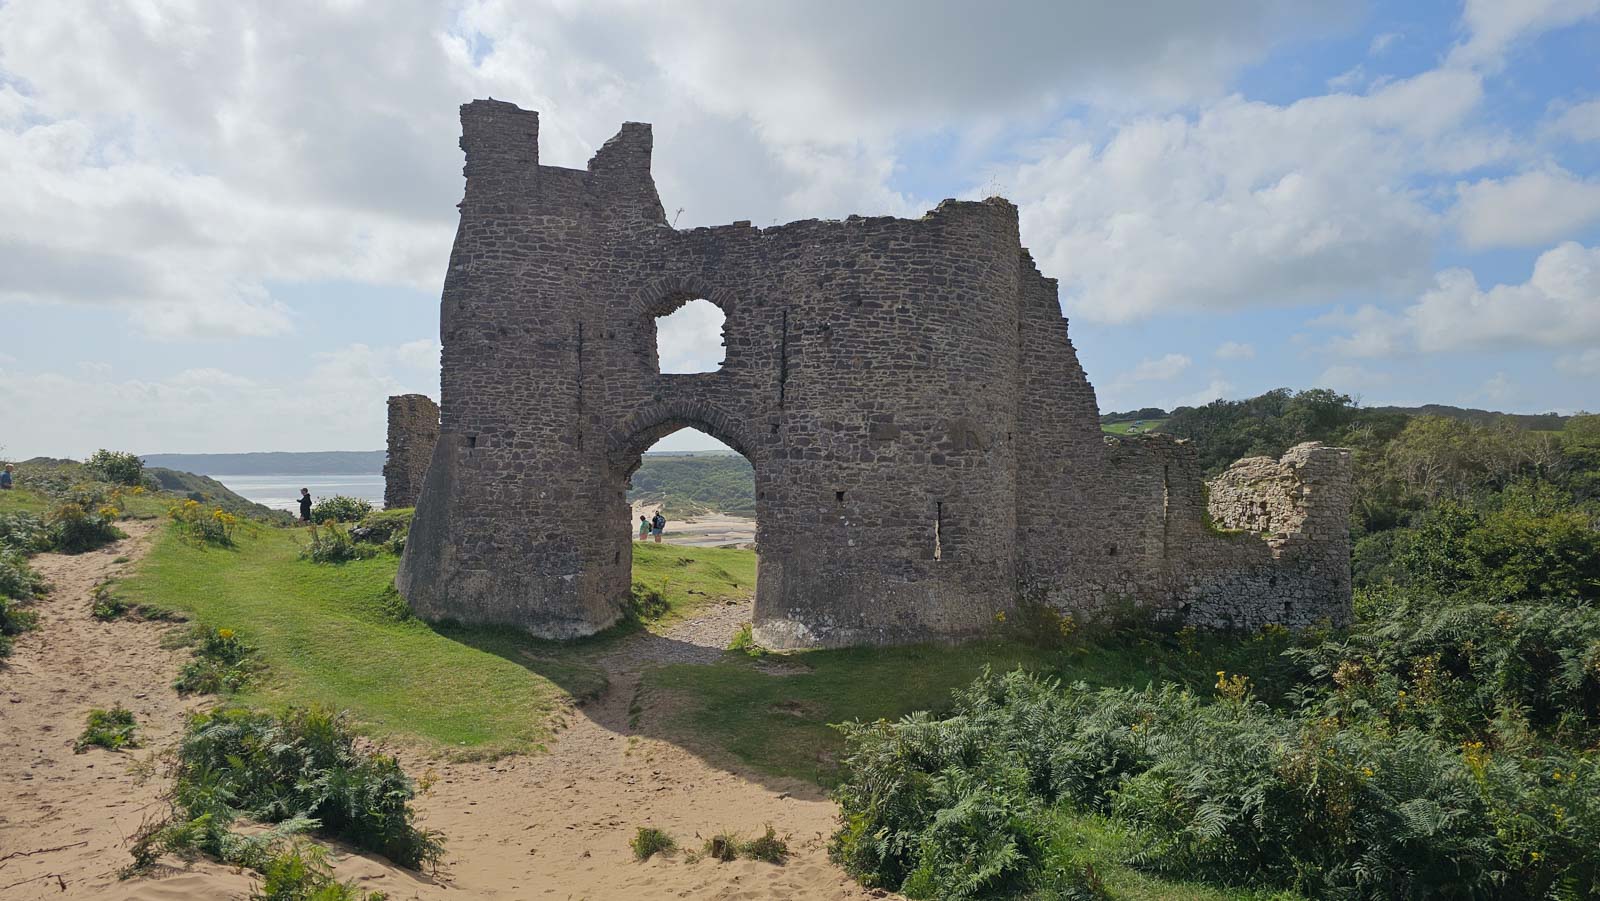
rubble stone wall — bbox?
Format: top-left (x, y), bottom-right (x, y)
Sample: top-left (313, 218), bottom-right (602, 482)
top-left (383, 394), bottom-right (439, 510)
top-left (396, 99), bottom-right (1354, 646)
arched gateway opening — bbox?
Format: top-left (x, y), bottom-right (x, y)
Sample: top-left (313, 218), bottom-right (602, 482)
top-left (602, 407), bottom-right (765, 632)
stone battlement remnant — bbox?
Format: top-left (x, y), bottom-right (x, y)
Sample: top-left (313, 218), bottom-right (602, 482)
top-left (396, 99), bottom-right (1353, 646)
top-left (383, 394), bottom-right (439, 510)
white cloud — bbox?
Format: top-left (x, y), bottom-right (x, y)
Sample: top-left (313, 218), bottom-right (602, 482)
top-left (1125, 353), bottom-right (1193, 382)
top-left (0, 0), bottom-right (1358, 341)
top-left (1176, 378), bottom-right (1236, 408)
top-left (1474, 371), bottom-right (1516, 404)
top-left (1547, 99), bottom-right (1600, 143)
top-left (1450, 0), bottom-right (1600, 68)
top-left (1003, 67), bottom-right (1501, 323)
top-left (1322, 241), bottom-right (1600, 356)
top-left (1318, 363), bottom-right (1392, 394)
top-left (654, 299), bottom-right (726, 373)
top-left (1368, 31), bottom-right (1401, 55)
top-left (1454, 167), bottom-right (1600, 248)
top-left (1215, 341), bottom-right (1256, 360)
top-left (1556, 348), bottom-right (1600, 376)
top-left (2, 341), bottom-right (438, 457)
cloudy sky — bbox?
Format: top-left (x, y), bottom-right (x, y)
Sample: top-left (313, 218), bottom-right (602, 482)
top-left (2, 0), bottom-right (1597, 457)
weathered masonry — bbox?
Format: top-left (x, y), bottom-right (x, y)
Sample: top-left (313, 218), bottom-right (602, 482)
top-left (396, 99), bottom-right (1353, 647)
top-left (383, 394), bottom-right (439, 510)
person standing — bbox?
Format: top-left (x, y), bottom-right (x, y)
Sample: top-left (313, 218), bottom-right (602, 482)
top-left (651, 510), bottom-right (666, 543)
top-left (0, 463), bottom-right (13, 490)
top-left (638, 514), bottom-right (650, 541)
top-left (298, 488), bottom-right (313, 523)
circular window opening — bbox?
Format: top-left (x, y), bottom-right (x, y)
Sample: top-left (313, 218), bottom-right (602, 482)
top-left (655, 298), bottom-right (725, 373)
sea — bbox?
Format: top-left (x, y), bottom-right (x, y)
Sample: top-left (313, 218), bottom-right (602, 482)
top-left (212, 474), bottom-right (386, 513)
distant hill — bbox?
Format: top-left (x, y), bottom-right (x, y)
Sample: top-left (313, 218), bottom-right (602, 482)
top-left (141, 451), bottom-right (386, 475)
top-left (629, 454), bottom-right (755, 517)
top-left (1366, 404), bottom-right (1570, 431)
top-left (13, 457), bottom-right (291, 523)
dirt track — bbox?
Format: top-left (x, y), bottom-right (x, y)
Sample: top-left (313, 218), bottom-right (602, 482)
top-left (0, 524), bottom-right (876, 899)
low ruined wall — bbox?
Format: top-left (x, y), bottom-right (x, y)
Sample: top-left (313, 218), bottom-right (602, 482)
top-left (383, 394), bottom-right (439, 510)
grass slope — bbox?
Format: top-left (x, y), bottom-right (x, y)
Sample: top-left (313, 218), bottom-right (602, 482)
top-left (1101, 418), bottom-right (1167, 435)
top-left (121, 524), bottom-right (605, 755)
top-left (628, 454), bottom-right (756, 517)
top-left (631, 542), bottom-right (756, 624)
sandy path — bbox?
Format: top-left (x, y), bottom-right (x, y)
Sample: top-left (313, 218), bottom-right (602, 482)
top-left (1, 525), bottom-right (879, 900)
top-left (0, 520), bottom-right (252, 899)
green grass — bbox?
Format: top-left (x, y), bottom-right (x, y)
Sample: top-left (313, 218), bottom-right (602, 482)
top-left (1101, 418), bottom-right (1168, 435)
top-left (645, 621), bottom-right (1297, 784)
top-left (631, 542), bottom-right (756, 626)
top-left (120, 523), bottom-right (605, 755)
top-left (0, 485), bottom-right (54, 516)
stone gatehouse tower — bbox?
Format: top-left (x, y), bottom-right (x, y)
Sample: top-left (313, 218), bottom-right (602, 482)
top-left (396, 99), bottom-right (1353, 647)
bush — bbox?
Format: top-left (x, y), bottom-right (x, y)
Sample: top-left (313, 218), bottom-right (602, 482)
top-left (1390, 490), bottom-right (1600, 603)
top-left (252, 840), bottom-right (385, 901)
top-left (49, 502), bottom-right (124, 553)
top-left (0, 512), bottom-right (52, 554)
top-left (76, 704), bottom-right (139, 752)
top-left (705, 833), bottom-right (741, 862)
top-left (149, 706), bottom-right (444, 870)
top-left (301, 523), bottom-right (379, 564)
top-left (631, 826), bottom-right (676, 861)
top-left (0, 547), bottom-right (45, 601)
top-left (625, 581), bottom-right (669, 623)
top-left (310, 495), bottom-right (374, 524)
top-left (91, 581), bottom-right (132, 621)
top-left (87, 449), bottom-right (145, 486)
top-left (832, 667), bottom-right (1600, 900)
top-left (727, 622), bottom-right (767, 657)
top-left (350, 507), bottom-right (412, 552)
top-left (173, 627), bottom-right (261, 695)
top-left (740, 825), bottom-right (788, 864)
top-left (167, 499), bottom-right (239, 546)
top-left (0, 594), bottom-right (39, 658)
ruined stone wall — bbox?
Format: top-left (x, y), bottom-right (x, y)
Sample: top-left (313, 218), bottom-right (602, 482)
top-left (398, 99), bottom-right (1354, 646)
top-left (383, 394), bottom-right (439, 510)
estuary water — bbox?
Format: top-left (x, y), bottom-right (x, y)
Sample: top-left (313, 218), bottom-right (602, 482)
top-left (212, 473), bottom-right (386, 513)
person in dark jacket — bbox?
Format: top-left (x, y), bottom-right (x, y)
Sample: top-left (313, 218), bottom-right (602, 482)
top-left (299, 488), bottom-right (313, 523)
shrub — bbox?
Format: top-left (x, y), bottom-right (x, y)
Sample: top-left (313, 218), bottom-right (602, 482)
top-left (0, 547), bottom-right (45, 601)
top-left (0, 512), bottom-right (51, 554)
top-left (173, 627), bottom-right (261, 695)
top-left (350, 507), bottom-right (413, 552)
top-left (625, 581), bottom-right (669, 623)
top-left (727, 622), bottom-right (767, 657)
top-left (705, 833), bottom-right (741, 862)
top-left (49, 502), bottom-right (124, 553)
top-left (252, 841), bottom-right (385, 901)
top-left (631, 827), bottom-right (676, 861)
top-left (740, 825), bottom-right (788, 864)
top-left (0, 594), bottom-right (39, 658)
top-left (310, 495), bottom-right (375, 524)
top-left (76, 704), bottom-right (139, 752)
top-left (168, 499), bottom-right (239, 546)
top-left (832, 668), bottom-right (1600, 900)
top-left (91, 582), bottom-right (131, 620)
top-left (1392, 496), bottom-right (1600, 603)
top-left (301, 523), bottom-right (379, 564)
top-left (87, 449), bottom-right (145, 486)
top-left (158, 706), bottom-right (444, 869)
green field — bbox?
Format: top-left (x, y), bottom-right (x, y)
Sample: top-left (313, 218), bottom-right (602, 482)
top-left (1101, 418), bottom-right (1167, 435)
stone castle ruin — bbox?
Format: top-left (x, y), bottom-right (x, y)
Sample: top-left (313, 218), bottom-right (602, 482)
top-left (383, 394), bottom-right (439, 509)
top-left (392, 99), bottom-right (1353, 648)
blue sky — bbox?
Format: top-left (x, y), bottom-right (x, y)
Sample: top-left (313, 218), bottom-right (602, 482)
top-left (1, 0), bottom-right (1597, 457)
